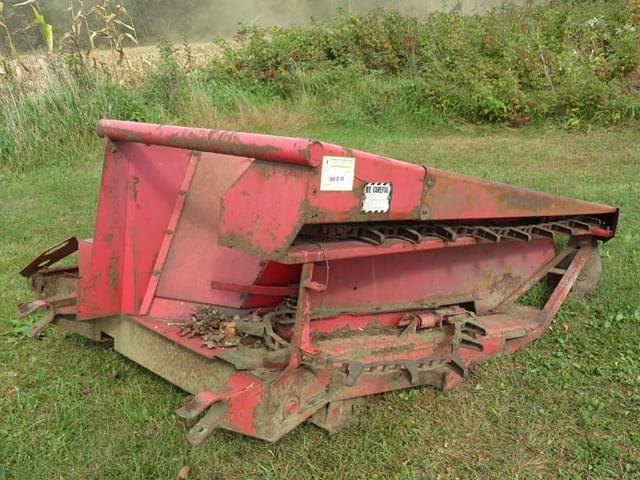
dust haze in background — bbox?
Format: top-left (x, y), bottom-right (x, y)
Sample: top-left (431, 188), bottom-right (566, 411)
top-left (7, 0), bottom-right (541, 47)
top-left (132, 0), bottom-right (540, 41)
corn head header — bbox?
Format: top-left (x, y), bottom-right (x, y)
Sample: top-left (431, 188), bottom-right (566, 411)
top-left (18, 120), bottom-right (618, 444)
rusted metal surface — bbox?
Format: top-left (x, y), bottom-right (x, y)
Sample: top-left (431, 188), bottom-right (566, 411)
top-left (422, 166), bottom-right (618, 224)
top-left (16, 300), bottom-right (56, 338)
top-left (153, 154), bottom-right (289, 308)
top-left (19, 237), bottom-right (78, 277)
top-left (304, 238), bottom-right (556, 316)
top-left (139, 153), bottom-right (200, 314)
top-left (309, 397), bottom-right (367, 433)
top-left (209, 281), bottom-right (298, 297)
top-left (288, 263), bottom-right (320, 369)
top-left (17, 119), bottom-right (618, 443)
top-left (96, 119), bottom-right (325, 168)
top-left (299, 217), bottom-right (612, 244)
top-left (541, 243), bottom-right (593, 321)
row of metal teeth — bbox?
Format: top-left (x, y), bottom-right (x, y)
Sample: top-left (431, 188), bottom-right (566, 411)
top-left (302, 216), bottom-right (604, 246)
top-left (301, 353), bottom-right (447, 374)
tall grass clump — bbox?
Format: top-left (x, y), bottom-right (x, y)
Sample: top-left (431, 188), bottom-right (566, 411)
top-left (0, 69), bottom-right (162, 174)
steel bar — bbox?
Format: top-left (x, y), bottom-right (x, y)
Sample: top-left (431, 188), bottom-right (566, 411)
top-left (541, 245), bottom-right (592, 321)
top-left (97, 119), bottom-right (324, 167)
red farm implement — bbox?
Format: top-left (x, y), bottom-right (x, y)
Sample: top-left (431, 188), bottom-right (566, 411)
top-left (18, 120), bottom-right (618, 444)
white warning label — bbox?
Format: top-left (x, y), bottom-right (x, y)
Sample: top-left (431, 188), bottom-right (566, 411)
top-left (362, 182), bottom-right (392, 213)
top-left (320, 156), bottom-right (355, 191)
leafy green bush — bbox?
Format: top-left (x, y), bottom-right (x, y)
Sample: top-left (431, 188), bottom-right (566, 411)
top-left (207, 1), bottom-right (640, 126)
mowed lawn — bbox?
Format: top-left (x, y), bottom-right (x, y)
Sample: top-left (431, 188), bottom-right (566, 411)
top-left (0, 126), bottom-right (639, 479)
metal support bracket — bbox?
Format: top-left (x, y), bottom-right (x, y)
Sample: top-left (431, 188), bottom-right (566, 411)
top-left (16, 300), bottom-right (56, 338)
top-left (19, 237), bottom-right (78, 278)
top-left (287, 263), bottom-right (322, 369)
top-left (186, 402), bottom-right (227, 447)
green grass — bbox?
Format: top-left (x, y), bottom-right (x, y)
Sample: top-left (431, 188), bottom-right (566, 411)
top-left (1, 125), bottom-right (639, 479)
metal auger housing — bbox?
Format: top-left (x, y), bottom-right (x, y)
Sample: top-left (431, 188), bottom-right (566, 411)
top-left (17, 120), bottom-right (618, 444)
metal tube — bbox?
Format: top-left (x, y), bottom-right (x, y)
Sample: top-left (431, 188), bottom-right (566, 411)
top-left (96, 119), bottom-right (322, 167)
top-left (542, 244), bottom-right (592, 320)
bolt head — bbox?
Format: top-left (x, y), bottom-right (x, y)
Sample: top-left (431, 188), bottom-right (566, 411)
top-left (284, 398), bottom-right (299, 415)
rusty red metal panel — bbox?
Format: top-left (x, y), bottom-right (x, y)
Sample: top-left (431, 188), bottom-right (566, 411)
top-left (77, 141), bottom-right (192, 319)
top-left (77, 140), bottom-right (129, 320)
top-left (423, 167), bottom-right (618, 221)
top-left (307, 238), bottom-right (556, 316)
top-left (146, 297), bottom-right (206, 321)
top-left (221, 373), bottom-right (264, 436)
top-left (305, 150), bottom-right (426, 224)
top-left (218, 161), bottom-right (310, 257)
top-left (139, 154), bottom-right (200, 315)
top-left (287, 311), bottom-right (406, 336)
top-left (155, 153), bottom-right (266, 307)
top-left (218, 152), bottom-right (426, 256)
top-left (120, 143), bottom-right (192, 314)
top-left (285, 236), bottom-right (479, 264)
top-left (78, 240), bottom-right (92, 281)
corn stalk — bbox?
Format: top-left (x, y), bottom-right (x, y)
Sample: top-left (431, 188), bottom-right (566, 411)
top-left (0, 2), bottom-right (17, 56)
top-left (88, 0), bottom-right (138, 64)
top-left (14, 0), bottom-right (53, 55)
top-left (62, 1), bottom-right (92, 57)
